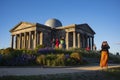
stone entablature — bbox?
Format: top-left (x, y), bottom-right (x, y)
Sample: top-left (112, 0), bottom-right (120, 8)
top-left (10, 19), bottom-right (95, 50)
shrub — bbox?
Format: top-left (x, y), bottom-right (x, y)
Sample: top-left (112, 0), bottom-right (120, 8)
top-left (36, 55), bottom-right (46, 66)
top-left (46, 54), bottom-right (57, 66)
top-left (2, 47), bottom-right (14, 54)
top-left (55, 54), bottom-right (65, 66)
top-left (70, 52), bottom-right (81, 60)
top-left (0, 48), bottom-right (93, 66)
top-left (69, 52), bottom-right (82, 65)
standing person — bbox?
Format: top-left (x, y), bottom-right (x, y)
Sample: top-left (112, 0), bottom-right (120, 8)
top-left (59, 37), bottom-right (66, 49)
top-left (100, 41), bottom-right (110, 69)
top-left (86, 46), bottom-right (90, 51)
top-left (93, 44), bottom-right (97, 51)
top-left (51, 38), bottom-right (55, 48)
top-left (55, 38), bottom-right (59, 49)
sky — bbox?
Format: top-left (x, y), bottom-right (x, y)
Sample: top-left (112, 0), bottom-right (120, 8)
top-left (0, 0), bottom-right (120, 54)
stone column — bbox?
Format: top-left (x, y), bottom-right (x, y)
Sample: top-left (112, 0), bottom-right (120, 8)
top-left (40, 32), bottom-right (43, 45)
top-left (92, 37), bottom-right (94, 50)
top-left (37, 32), bottom-right (39, 45)
top-left (77, 33), bottom-right (80, 48)
top-left (83, 35), bottom-right (87, 48)
top-left (81, 34), bottom-right (83, 48)
top-left (21, 35), bottom-right (24, 49)
top-left (11, 35), bottom-right (14, 49)
top-left (19, 33), bottom-right (22, 49)
top-left (17, 35), bottom-right (20, 49)
top-left (16, 35), bottom-right (18, 49)
top-left (82, 35), bottom-right (85, 48)
top-left (15, 35), bottom-right (17, 49)
top-left (85, 35), bottom-right (88, 48)
top-left (38, 32), bottom-right (41, 45)
top-left (87, 37), bottom-right (89, 47)
top-left (36, 31), bottom-right (38, 46)
top-left (73, 31), bottom-right (76, 48)
top-left (88, 36), bottom-right (91, 50)
top-left (26, 34), bottom-right (29, 49)
top-left (34, 31), bottom-right (37, 48)
top-left (29, 32), bottom-right (31, 49)
top-left (66, 32), bottom-right (69, 49)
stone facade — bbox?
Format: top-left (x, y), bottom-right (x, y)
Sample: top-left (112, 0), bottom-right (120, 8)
top-left (10, 19), bottom-right (95, 50)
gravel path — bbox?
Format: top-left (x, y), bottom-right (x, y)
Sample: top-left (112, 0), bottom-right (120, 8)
top-left (0, 64), bottom-right (120, 76)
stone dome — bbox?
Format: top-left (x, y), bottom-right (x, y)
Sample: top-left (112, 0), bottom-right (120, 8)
top-left (45, 18), bottom-right (62, 28)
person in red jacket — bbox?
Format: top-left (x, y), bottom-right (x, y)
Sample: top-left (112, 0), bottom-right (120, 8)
top-left (55, 38), bottom-right (59, 48)
top-left (86, 46), bottom-right (90, 51)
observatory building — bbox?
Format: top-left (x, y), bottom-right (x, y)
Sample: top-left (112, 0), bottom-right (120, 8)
top-left (10, 18), bottom-right (95, 50)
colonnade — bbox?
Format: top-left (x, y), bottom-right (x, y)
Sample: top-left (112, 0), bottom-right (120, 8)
top-left (11, 31), bottom-right (94, 50)
top-left (11, 31), bottom-right (43, 49)
top-left (65, 31), bottom-right (94, 50)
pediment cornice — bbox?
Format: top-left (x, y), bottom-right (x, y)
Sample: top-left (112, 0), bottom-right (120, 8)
top-left (10, 22), bottom-right (36, 32)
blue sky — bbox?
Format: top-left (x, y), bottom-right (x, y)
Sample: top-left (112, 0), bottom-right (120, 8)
top-left (0, 0), bottom-right (120, 54)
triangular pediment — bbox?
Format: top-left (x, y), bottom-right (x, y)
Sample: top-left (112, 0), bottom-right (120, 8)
top-left (10, 22), bottom-right (36, 32)
top-left (76, 24), bottom-right (95, 34)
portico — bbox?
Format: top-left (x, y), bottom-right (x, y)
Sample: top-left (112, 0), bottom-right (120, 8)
top-left (10, 18), bottom-right (95, 50)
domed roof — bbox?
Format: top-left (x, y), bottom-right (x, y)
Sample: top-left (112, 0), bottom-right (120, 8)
top-left (45, 18), bottom-right (62, 28)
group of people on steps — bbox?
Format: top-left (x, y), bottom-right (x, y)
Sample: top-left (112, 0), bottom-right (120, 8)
top-left (51, 36), bottom-right (66, 49)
